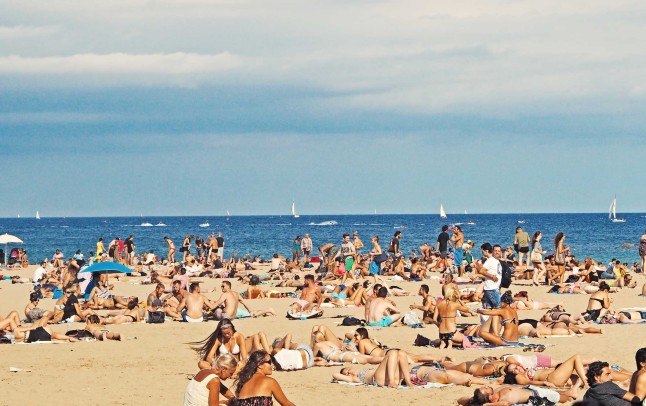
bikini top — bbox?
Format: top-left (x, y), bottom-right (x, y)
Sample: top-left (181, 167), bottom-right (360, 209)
top-left (589, 297), bottom-right (605, 308)
top-left (501, 317), bottom-right (517, 326)
top-left (219, 341), bottom-right (240, 355)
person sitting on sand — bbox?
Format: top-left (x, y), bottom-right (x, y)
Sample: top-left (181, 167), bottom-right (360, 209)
top-left (184, 354), bottom-right (237, 406)
top-left (584, 361), bottom-right (642, 404)
top-left (476, 290), bottom-right (519, 346)
top-left (84, 314), bottom-right (121, 341)
top-left (193, 319), bottom-right (272, 369)
top-left (211, 281), bottom-right (275, 320)
top-left (232, 350), bottom-right (295, 406)
top-left (459, 384), bottom-right (579, 405)
top-left (24, 291), bottom-right (54, 324)
top-left (367, 286), bottom-right (401, 327)
top-left (290, 274), bottom-right (323, 315)
top-left (409, 284), bottom-right (437, 324)
top-left (241, 275), bottom-right (266, 299)
top-left (335, 348), bottom-right (488, 388)
top-left (177, 282), bottom-right (216, 323)
top-left (581, 281), bottom-right (612, 322)
top-left (61, 284), bottom-right (97, 323)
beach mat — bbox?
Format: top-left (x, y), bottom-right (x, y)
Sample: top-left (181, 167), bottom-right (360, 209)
top-left (332, 381), bottom-right (452, 389)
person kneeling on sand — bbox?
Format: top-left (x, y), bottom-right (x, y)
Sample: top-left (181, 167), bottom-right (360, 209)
top-left (177, 282), bottom-right (215, 323)
top-left (367, 286), bottom-right (401, 327)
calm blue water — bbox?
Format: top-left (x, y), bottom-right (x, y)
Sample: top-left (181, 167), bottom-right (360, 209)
top-left (0, 213), bottom-right (643, 264)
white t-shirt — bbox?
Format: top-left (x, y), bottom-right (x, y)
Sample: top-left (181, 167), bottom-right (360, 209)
top-left (482, 257), bottom-right (502, 291)
top-left (33, 266), bottom-right (47, 283)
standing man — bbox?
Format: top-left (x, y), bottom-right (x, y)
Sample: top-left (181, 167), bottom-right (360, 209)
top-left (513, 227), bottom-right (531, 269)
top-left (207, 233), bottom-right (218, 263)
top-left (388, 231), bottom-right (402, 258)
top-left (301, 233), bottom-right (313, 266)
top-left (125, 235), bottom-right (135, 266)
top-left (436, 225), bottom-right (451, 271)
top-left (216, 232), bottom-right (225, 260)
top-left (451, 226), bottom-right (465, 276)
top-left (475, 242), bottom-right (502, 309)
top-left (335, 233), bottom-right (356, 273)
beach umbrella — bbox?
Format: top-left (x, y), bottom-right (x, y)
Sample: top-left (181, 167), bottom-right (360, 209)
top-left (79, 261), bottom-right (132, 275)
top-left (0, 233), bottom-right (23, 266)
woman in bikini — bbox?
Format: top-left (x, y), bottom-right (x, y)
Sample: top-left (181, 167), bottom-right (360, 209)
top-left (181, 235), bottom-right (192, 262)
top-left (233, 350), bottom-right (295, 406)
top-left (476, 291), bottom-right (520, 346)
top-left (164, 237), bottom-right (176, 263)
top-left (103, 298), bottom-right (141, 325)
top-left (549, 232), bottom-right (568, 285)
top-left (581, 281), bottom-right (611, 322)
top-left (84, 314), bottom-right (121, 340)
top-left (353, 327), bottom-right (448, 364)
top-left (616, 309), bottom-right (646, 323)
top-left (511, 297), bottom-right (563, 311)
top-left (193, 319), bottom-right (272, 370)
top-left (433, 288), bottom-right (473, 349)
top-left (640, 229), bottom-right (646, 275)
top-left (442, 357), bottom-right (508, 378)
top-left (335, 349), bottom-right (486, 387)
top-left (530, 231), bottom-right (547, 286)
top-left (503, 354), bottom-right (588, 388)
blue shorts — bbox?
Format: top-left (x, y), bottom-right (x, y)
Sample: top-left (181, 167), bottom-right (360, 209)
top-left (331, 292), bottom-right (347, 300)
top-left (482, 289), bottom-right (501, 309)
top-left (454, 248), bottom-right (463, 266)
top-left (368, 315), bottom-right (394, 327)
top-left (600, 271), bottom-right (615, 279)
top-left (369, 261), bottom-right (380, 275)
top-left (236, 308), bottom-right (251, 318)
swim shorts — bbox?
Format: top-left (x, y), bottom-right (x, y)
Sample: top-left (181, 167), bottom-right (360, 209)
top-left (367, 315), bottom-right (394, 327)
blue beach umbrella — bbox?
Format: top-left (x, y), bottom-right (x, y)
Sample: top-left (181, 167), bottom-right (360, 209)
top-left (79, 261), bottom-right (132, 274)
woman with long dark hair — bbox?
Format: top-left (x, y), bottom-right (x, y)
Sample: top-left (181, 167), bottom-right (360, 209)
top-left (549, 232), bottom-right (568, 285)
top-left (233, 350), bottom-right (294, 406)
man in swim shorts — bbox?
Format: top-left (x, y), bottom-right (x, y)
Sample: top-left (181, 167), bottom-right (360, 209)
top-left (211, 280), bottom-right (252, 320)
top-left (176, 282), bottom-right (214, 322)
top-left (367, 286), bottom-right (401, 327)
top-left (290, 274), bottom-right (323, 315)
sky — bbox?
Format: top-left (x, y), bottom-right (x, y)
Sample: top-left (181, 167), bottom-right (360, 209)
top-left (1, 0), bottom-right (645, 217)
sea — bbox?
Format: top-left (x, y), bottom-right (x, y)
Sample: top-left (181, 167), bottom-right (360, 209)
top-left (0, 213), bottom-right (643, 265)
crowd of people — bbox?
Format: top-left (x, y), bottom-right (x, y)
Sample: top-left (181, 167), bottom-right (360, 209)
top-left (2, 225), bottom-right (646, 405)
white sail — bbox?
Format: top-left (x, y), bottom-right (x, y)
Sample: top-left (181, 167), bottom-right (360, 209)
top-left (36, 211), bottom-right (40, 220)
top-left (464, 210), bottom-right (468, 215)
top-left (609, 196), bottom-right (625, 222)
top-left (226, 210), bottom-right (231, 216)
top-left (292, 202), bottom-right (300, 218)
top-left (440, 204), bottom-right (447, 219)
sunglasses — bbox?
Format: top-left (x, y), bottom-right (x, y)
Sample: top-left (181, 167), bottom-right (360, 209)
top-left (65, 291), bottom-right (74, 294)
top-left (261, 358), bottom-right (272, 365)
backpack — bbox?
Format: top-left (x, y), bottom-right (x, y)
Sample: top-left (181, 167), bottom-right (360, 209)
top-left (147, 311), bottom-right (166, 324)
top-left (500, 261), bottom-right (513, 289)
top-left (341, 316), bottom-right (364, 326)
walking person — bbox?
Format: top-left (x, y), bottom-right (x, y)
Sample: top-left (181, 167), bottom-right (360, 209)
top-left (514, 226), bottom-right (531, 270)
top-left (550, 232), bottom-right (568, 285)
top-left (301, 233), bottom-right (312, 266)
top-left (531, 231), bottom-right (547, 285)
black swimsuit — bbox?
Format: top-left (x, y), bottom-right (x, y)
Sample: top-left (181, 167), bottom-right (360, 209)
top-left (26, 326), bottom-right (51, 343)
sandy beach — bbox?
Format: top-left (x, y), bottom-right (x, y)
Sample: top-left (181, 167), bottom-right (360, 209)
top-left (1, 263), bottom-right (645, 406)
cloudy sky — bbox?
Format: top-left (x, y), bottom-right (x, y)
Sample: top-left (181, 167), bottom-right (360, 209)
top-left (1, 0), bottom-right (645, 217)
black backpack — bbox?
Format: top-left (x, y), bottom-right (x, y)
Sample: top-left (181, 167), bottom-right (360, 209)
top-left (341, 316), bottom-right (365, 326)
top-left (500, 261), bottom-right (512, 288)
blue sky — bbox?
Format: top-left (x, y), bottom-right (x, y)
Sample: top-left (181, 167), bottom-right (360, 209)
top-left (1, 1), bottom-right (645, 217)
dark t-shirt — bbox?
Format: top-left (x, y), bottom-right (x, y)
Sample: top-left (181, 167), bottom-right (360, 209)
top-left (389, 238), bottom-right (399, 253)
top-left (583, 381), bottom-right (630, 406)
top-left (125, 238), bottom-right (134, 253)
top-left (63, 294), bottom-right (79, 320)
top-left (216, 237), bottom-right (224, 247)
top-left (214, 259), bottom-right (224, 269)
top-left (437, 232), bottom-right (450, 252)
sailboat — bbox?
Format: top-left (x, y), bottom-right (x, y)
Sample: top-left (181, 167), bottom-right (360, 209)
top-left (36, 211), bottom-right (40, 220)
top-left (226, 210), bottom-right (231, 216)
top-left (440, 204), bottom-right (447, 219)
top-left (609, 196), bottom-right (626, 223)
top-left (292, 202), bottom-right (300, 218)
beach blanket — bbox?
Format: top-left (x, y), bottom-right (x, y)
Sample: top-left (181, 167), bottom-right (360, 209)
top-left (332, 380), bottom-right (452, 389)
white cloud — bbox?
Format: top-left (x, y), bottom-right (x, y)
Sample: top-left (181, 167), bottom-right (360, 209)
top-left (0, 52), bottom-right (241, 75)
top-left (0, 25), bottom-right (59, 39)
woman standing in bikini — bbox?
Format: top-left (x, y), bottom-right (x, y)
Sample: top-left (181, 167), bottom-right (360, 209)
top-left (433, 288), bottom-right (473, 349)
top-left (549, 232), bottom-right (568, 285)
top-left (640, 230), bottom-right (646, 274)
top-left (531, 231), bottom-right (547, 286)
top-left (164, 237), bottom-right (176, 263)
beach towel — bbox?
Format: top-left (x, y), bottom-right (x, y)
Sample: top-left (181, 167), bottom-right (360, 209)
top-left (332, 380), bottom-right (452, 389)
top-left (286, 309), bottom-right (323, 320)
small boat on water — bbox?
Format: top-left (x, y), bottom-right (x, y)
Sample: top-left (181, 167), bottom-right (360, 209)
top-left (518, 219), bottom-right (525, 224)
top-left (199, 222), bottom-right (210, 228)
top-left (292, 202), bottom-right (300, 218)
top-left (36, 211), bottom-right (40, 220)
top-left (467, 219), bottom-right (476, 225)
top-left (140, 222), bottom-right (153, 227)
top-left (609, 196), bottom-right (626, 223)
top-left (440, 204), bottom-right (447, 219)
top-left (155, 222), bottom-right (166, 227)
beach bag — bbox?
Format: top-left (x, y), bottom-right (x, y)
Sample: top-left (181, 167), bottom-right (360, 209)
top-left (147, 311), bottom-right (165, 324)
top-left (374, 252), bottom-right (388, 264)
top-left (402, 311), bottom-right (423, 327)
top-left (341, 316), bottom-right (364, 326)
top-left (500, 261), bottom-right (513, 288)
top-left (554, 248), bottom-right (565, 265)
top-left (530, 250), bottom-right (541, 263)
